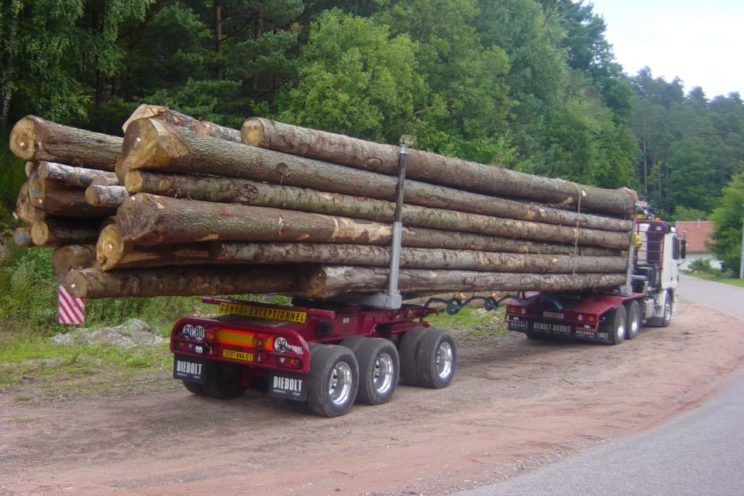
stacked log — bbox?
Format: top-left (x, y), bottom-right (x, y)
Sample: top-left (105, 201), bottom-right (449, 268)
top-left (9, 105), bottom-right (637, 300)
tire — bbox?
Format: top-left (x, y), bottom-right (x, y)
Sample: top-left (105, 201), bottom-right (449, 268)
top-left (415, 330), bottom-right (457, 389)
top-left (307, 344), bottom-right (359, 417)
top-left (182, 381), bottom-right (206, 396)
top-left (398, 327), bottom-right (429, 386)
top-left (355, 338), bottom-right (399, 405)
top-left (647, 291), bottom-right (673, 327)
top-left (626, 301), bottom-right (641, 339)
top-left (339, 336), bottom-right (366, 355)
top-left (604, 305), bottom-right (627, 345)
top-left (202, 362), bottom-right (247, 399)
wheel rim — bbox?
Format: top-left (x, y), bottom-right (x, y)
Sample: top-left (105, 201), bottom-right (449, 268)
top-left (328, 361), bottom-right (353, 407)
top-left (372, 352), bottom-right (395, 395)
top-left (664, 300), bottom-right (672, 321)
top-left (616, 321), bottom-right (625, 341)
top-left (630, 313), bottom-right (639, 335)
top-left (435, 342), bottom-right (453, 379)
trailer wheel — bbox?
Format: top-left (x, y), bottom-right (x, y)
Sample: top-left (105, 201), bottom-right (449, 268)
top-left (626, 301), bottom-right (641, 339)
top-left (416, 330), bottom-right (457, 389)
top-left (398, 327), bottom-right (429, 386)
top-left (182, 381), bottom-right (206, 396)
top-left (202, 362), bottom-right (247, 399)
top-left (604, 305), bottom-right (627, 345)
top-left (355, 338), bottom-right (399, 405)
top-left (307, 344), bottom-right (359, 417)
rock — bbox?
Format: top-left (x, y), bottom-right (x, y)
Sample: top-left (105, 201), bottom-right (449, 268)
top-left (52, 318), bottom-right (164, 348)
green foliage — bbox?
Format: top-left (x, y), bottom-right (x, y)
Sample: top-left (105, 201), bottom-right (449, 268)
top-left (687, 258), bottom-right (716, 274)
top-left (279, 9), bottom-right (425, 142)
top-left (709, 172), bottom-right (744, 275)
top-left (673, 206), bottom-right (708, 221)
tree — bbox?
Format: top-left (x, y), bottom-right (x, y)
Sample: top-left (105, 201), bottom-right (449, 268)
top-left (278, 9), bottom-right (425, 143)
top-left (710, 172), bottom-right (744, 275)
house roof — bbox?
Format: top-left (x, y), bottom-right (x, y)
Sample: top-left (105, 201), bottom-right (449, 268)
top-left (675, 220), bottom-right (714, 253)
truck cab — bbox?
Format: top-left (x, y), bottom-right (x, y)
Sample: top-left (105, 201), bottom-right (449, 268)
top-left (506, 217), bottom-right (685, 344)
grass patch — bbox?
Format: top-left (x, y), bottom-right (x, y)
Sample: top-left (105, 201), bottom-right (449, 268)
top-left (425, 306), bottom-right (508, 338)
top-left (0, 331), bottom-right (172, 396)
top-left (683, 271), bottom-right (744, 288)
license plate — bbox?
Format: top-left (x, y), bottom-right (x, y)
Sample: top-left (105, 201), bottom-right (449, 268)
top-left (173, 357), bottom-right (205, 383)
top-left (223, 349), bottom-right (254, 362)
top-left (532, 322), bottom-right (571, 334)
top-left (269, 374), bottom-right (307, 401)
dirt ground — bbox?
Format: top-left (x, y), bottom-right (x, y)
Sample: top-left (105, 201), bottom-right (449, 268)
top-left (1, 302), bottom-right (743, 496)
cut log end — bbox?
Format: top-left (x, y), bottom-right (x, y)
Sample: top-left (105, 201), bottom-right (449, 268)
top-left (122, 118), bottom-right (187, 170)
top-left (122, 104), bottom-right (163, 133)
top-left (240, 118), bottom-right (268, 147)
top-left (13, 227), bottom-right (34, 247)
top-left (9, 117), bottom-right (38, 160)
top-left (96, 223), bottom-right (127, 270)
top-left (30, 221), bottom-right (51, 246)
top-left (124, 170), bottom-right (144, 193)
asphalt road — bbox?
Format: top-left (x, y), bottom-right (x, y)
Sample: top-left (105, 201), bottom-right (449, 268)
top-left (459, 274), bottom-right (744, 496)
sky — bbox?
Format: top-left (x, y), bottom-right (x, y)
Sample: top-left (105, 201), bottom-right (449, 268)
top-left (589, 0), bottom-right (744, 98)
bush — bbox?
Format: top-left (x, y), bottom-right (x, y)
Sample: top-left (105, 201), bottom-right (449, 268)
top-left (688, 258), bottom-right (716, 274)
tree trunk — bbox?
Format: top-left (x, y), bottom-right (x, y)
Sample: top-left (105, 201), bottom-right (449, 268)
top-left (9, 116), bottom-right (122, 170)
top-left (31, 219), bottom-right (101, 247)
top-left (116, 194), bottom-right (632, 250)
top-left (28, 179), bottom-right (117, 218)
top-left (13, 227), bottom-right (34, 247)
top-left (212, 243), bottom-right (627, 273)
top-left (97, 223), bottom-right (213, 270)
top-left (85, 184), bottom-right (129, 207)
top-left (241, 118), bottom-right (638, 215)
top-left (123, 104), bottom-right (241, 142)
top-left (38, 161), bottom-right (119, 187)
top-left (299, 266), bottom-right (628, 298)
top-left (64, 265), bottom-right (298, 299)
top-left (124, 170), bottom-right (632, 233)
top-left (14, 182), bottom-right (47, 224)
top-left (52, 244), bottom-right (97, 279)
top-left (122, 119), bottom-right (635, 224)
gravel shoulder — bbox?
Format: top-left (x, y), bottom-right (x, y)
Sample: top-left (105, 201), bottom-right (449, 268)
top-left (1, 302), bottom-right (743, 496)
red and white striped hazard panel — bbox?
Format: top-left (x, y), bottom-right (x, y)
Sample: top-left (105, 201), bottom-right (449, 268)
top-left (58, 285), bottom-right (85, 325)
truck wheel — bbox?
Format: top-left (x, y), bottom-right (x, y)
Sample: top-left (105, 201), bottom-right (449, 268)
top-left (415, 330), bottom-right (457, 389)
top-left (398, 327), bottom-right (429, 386)
top-left (648, 291), bottom-right (673, 327)
top-left (202, 362), bottom-right (247, 399)
top-left (182, 381), bottom-right (206, 396)
top-left (307, 344), bottom-right (359, 417)
top-left (355, 338), bottom-right (399, 405)
top-left (625, 301), bottom-right (641, 339)
top-left (605, 305), bottom-right (627, 345)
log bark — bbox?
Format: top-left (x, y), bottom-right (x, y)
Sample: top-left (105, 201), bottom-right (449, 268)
top-left (28, 179), bottom-right (117, 218)
top-left (97, 223), bottom-right (213, 270)
top-left (64, 265), bottom-right (298, 299)
top-left (38, 161), bottom-right (118, 187)
top-left (13, 226), bottom-right (34, 247)
top-left (122, 120), bottom-right (634, 229)
top-left (14, 182), bottom-right (47, 224)
top-left (242, 118), bottom-right (638, 215)
top-left (85, 184), bottom-right (129, 207)
top-left (125, 170), bottom-right (632, 233)
top-left (52, 244), bottom-right (97, 278)
top-left (116, 194), bottom-right (632, 250)
top-left (212, 243), bottom-right (627, 273)
top-left (9, 115), bottom-right (122, 171)
top-left (31, 219), bottom-right (100, 247)
top-left (123, 104), bottom-right (241, 142)
top-left (299, 266), bottom-right (628, 298)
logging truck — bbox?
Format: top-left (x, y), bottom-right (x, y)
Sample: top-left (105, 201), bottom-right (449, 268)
top-left (170, 214), bottom-right (684, 417)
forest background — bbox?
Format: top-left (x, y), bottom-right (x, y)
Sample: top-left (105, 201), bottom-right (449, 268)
top-left (1, 0), bottom-right (743, 331)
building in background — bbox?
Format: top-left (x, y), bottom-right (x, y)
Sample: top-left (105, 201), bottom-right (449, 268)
top-left (675, 220), bottom-right (722, 271)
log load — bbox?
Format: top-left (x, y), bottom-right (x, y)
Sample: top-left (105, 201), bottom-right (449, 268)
top-left (8, 110), bottom-right (638, 301)
top-left (242, 118), bottom-right (637, 215)
top-left (121, 119), bottom-right (632, 231)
